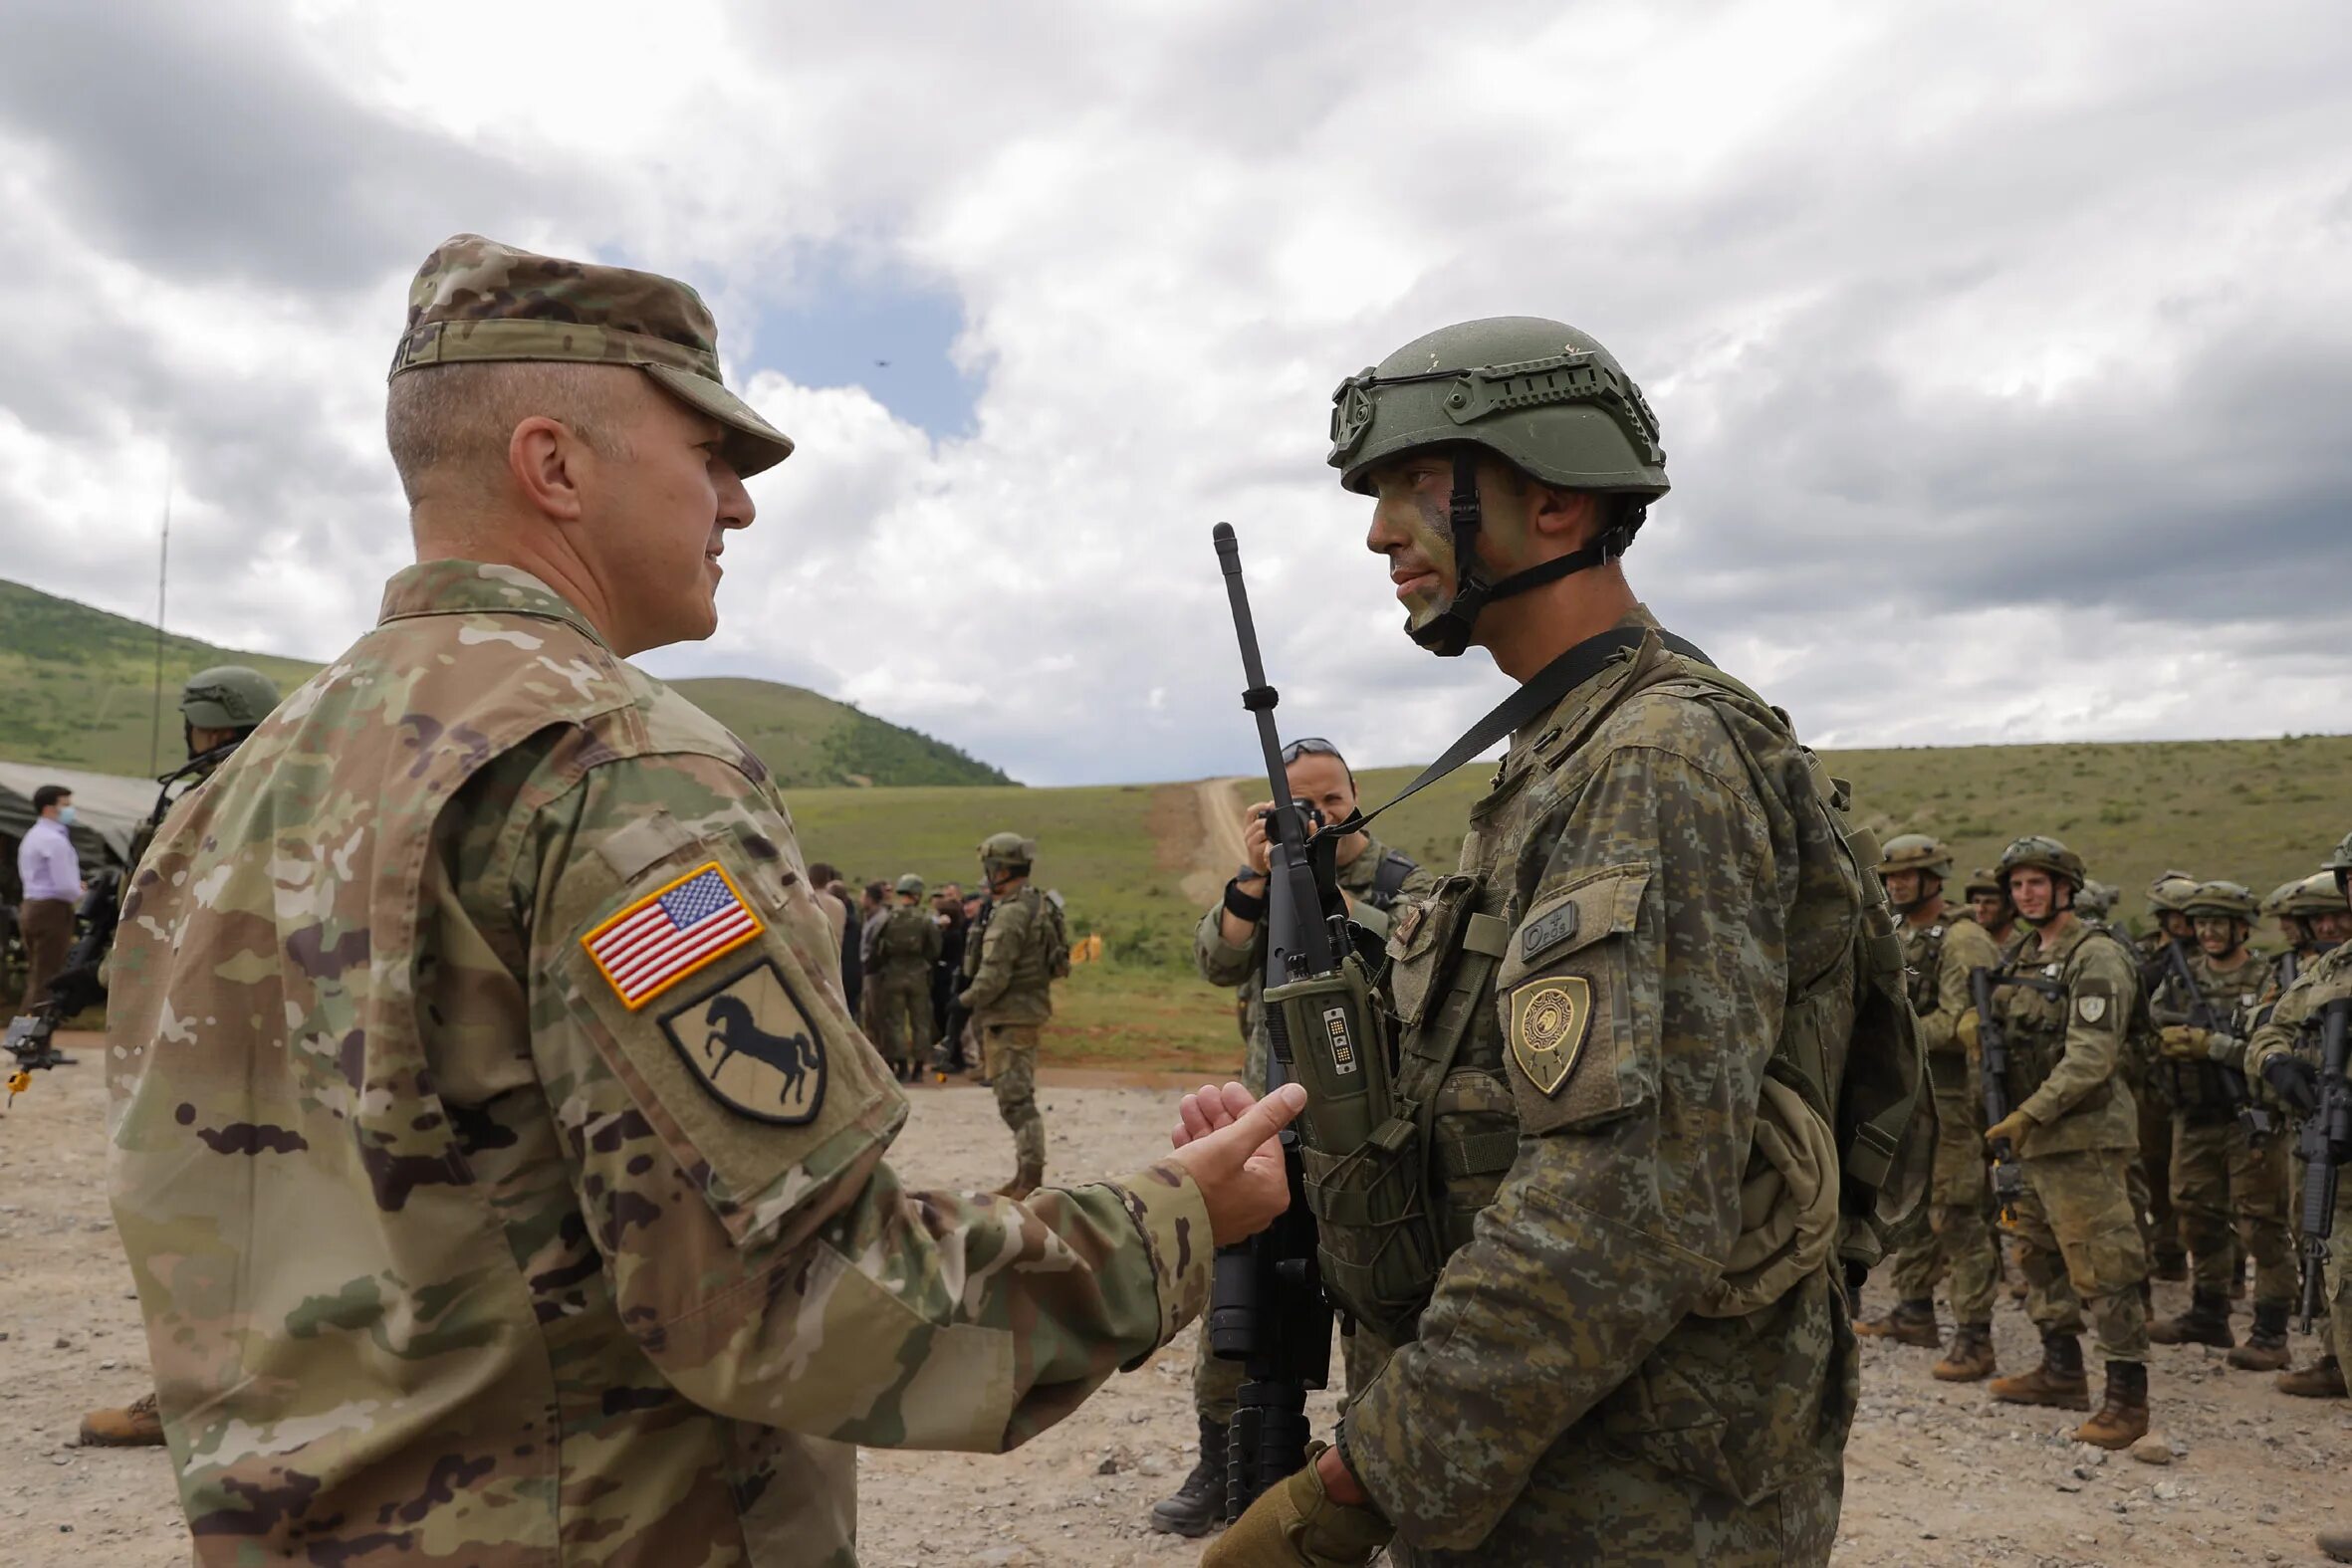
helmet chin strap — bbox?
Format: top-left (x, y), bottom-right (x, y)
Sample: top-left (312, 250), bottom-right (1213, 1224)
top-left (1406, 451), bottom-right (1626, 658)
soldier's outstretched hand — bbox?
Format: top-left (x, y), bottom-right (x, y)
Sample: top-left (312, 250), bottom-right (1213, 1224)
top-left (1166, 1080), bottom-right (1306, 1246)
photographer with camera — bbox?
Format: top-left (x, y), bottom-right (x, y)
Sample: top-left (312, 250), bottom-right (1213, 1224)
top-left (1150, 736), bottom-right (1434, 1537)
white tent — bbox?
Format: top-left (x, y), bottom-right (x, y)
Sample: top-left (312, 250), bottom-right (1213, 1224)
top-left (0, 760), bottom-right (158, 878)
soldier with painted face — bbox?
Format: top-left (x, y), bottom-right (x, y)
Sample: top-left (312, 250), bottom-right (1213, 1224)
top-left (869, 873), bottom-right (942, 1082)
top-left (102, 235), bottom-right (1305, 1567)
top-left (2150, 879), bottom-right (2296, 1366)
top-left (1853, 835), bottom-right (2006, 1381)
top-left (1152, 738), bottom-right (1433, 1538)
top-left (1200, 317), bottom-right (1925, 1568)
top-left (959, 830), bottom-right (1064, 1199)
top-left (1979, 836), bottom-right (2153, 1449)
top-left (2240, 831), bottom-right (2352, 1559)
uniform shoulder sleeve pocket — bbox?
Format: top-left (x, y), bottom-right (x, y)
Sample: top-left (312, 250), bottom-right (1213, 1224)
top-left (1494, 861), bottom-right (1655, 1135)
top-left (548, 827), bottom-right (900, 1253)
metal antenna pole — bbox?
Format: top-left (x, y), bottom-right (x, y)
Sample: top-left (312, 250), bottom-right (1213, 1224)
top-left (148, 448), bottom-right (171, 776)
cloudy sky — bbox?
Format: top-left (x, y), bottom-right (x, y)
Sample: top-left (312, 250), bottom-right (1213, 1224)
top-left (2, 0), bottom-right (2345, 785)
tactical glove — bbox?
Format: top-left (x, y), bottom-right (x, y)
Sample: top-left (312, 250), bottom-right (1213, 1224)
top-left (2260, 1054), bottom-right (2319, 1116)
top-left (2158, 1024), bottom-right (2212, 1061)
top-left (1200, 1444), bottom-right (1391, 1568)
top-left (1984, 1107), bottom-right (2035, 1151)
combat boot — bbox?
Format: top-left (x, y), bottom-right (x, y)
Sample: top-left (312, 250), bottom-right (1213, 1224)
top-left (1854, 1297), bottom-right (1940, 1347)
top-left (2148, 1288), bottom-right (2234, 1348)
top-left (2319, 1524), bottom-right (2352, 1563)
top-left (2227, 1302), bottom-right (2291, 1371)
top-left (2073, 1361), bottom-right (2150, 1450)
top-left (78, 1391), bottom-right (163, 1447)
top-left (1989, 1332), bottom-right (2090, 1410)
top-left (993, 1162), bottom-right (1044, 1202)
top-left (1148, 1415), bottom-right (1229, 1537)
top-left (1932, 1323), bottom-right (1997, 1382)
top-left (2277, 1354), bottom-right (2347, 1399)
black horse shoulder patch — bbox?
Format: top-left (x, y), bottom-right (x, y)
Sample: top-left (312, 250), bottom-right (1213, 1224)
top-left (656, 958), bottom-right (826, 1125)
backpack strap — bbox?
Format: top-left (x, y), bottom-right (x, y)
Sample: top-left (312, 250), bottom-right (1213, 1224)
top-left (1365, 848), bottom-right (1418, 911)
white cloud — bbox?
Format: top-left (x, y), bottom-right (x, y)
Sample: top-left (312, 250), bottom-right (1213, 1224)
top-left (1, 0), bottom-right (2345, 785)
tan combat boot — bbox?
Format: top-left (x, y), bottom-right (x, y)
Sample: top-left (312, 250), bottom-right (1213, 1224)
top-left (1989, 1332), bottom-right (2090, 1410)
top-left (993, 1162), bottom-right (1044, 1202)
top-left (1932, 1324), bottom-right (1997, 1382)
top-left (2226, 1302), bottom-right (2291, 1371)
top-left (2073, 1362), bottom-right (2149, 1450)
top-left (79, 1391), bottom-right (164, 1447)
top-left (2277, 1354), bottom-right (2347, 1399)
top-left (2147, 1289), bottom-right (2234, 1348)
top-left (1854, 1298), bottom-right (1941, 1348)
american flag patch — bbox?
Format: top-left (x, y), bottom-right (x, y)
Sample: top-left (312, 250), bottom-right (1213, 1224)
top-left (582, 861), bottom-right (765, 1009)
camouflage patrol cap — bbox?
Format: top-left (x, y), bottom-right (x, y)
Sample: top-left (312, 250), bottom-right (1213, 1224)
top-left (1998, 834), bottom-right (2085, 891)
top-left (2182, 879), bottom-right (2257, 921)
top-left (179, 665), bottom-right (281, 730)
top-left (894, 873), bottom-right (925, 897)
top-left (390, 234), bottom-right (794, 477)
top-left (2145, 869), bottom-right (2201, 914)
top-left (1875, 833), bottom-right (1953, 880)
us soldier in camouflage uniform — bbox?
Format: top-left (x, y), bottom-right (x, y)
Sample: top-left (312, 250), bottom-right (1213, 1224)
top-left (1205, 316), bottom-right (1926, 1568)
top-left (1979, 836), bottom-right (2153, 1449)
top-left (2149, 880), bottom-right (2296, 1363)
top-left (102, 235), bottom-right (1304, 1567)
top-left (959, 830), bottom-right (1060, 1199)
top-left (77, 665), bottom-right (282, 1451)
top-left (2239, 830), bottom-right (2352, 1560)
top-left (2133, 870), bottom-right (2201, 1279)
top-left (1151, 738), bottom-right (1433, 1538)
top-left (869, 873), bottom-right (941, 1082)
top-left (1967, 865), bottom-right (2018, 952)
top-left (1853, 835), bottom-right (2006, 1381)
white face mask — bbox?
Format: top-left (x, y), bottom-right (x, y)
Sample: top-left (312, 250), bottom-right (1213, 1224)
top-left (55, 804), bottom-right (77, 827)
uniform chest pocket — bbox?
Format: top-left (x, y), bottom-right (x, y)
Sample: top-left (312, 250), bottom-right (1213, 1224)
top-left (1383, 874), bottom-right (1485, 1030)
top-left (1493, 861), bottom-right (1654, 1135)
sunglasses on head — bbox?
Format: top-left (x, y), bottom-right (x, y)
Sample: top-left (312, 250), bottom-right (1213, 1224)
top-left (1280, 736), bottom-right (1342, 766)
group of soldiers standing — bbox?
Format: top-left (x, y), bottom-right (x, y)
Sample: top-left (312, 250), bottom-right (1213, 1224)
top-left (1854, 828), bottom-right (2352, 1480)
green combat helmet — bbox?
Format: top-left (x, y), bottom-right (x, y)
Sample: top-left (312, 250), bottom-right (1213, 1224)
top-left (1875, 833), bottom-right (1955, 880)
top-left (1328, 317), bottom-right (1670, 656)
top-left (2181, 880), bottom-right (2258, 923)
top-left (2076, 879), bottom-right (2119, 921)
top-left (2326, 829), bottom-right (2352, 900)
top-left (2145, 869), bottom-right (2201, 915)
top-left (2257, 880), bottom-right (2299, 920)
top-left (1999, 835), bottom-right (2086, 890)
top-left (979, 832), bottom-right (1038, 877)
top-left (894, 873), bottom-right (925, 898)
top-left (180, 665), bottom-right (282, 731)
top-left (2280, 869), bottom-right (2347, 918)
top-left (1965, 866), bottom-right (2006, 901)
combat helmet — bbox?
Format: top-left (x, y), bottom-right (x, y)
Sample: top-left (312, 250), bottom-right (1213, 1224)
top-left (2144, 869), bottom-right (2201, 914)
top-left (894, 873), bottom-right (925, 898)
top-left (1964, 866), bottom-right (2005, 901)
top-left (2276, 870), bottom-right (2346, 919)
top-left (1876, 833), bottom-right (1955, 881)
top-left (2181, 880), bottom-right (2258, 922)
top-left (1998, 835), bottom-right (2086, 891)
top-left (1329, 317), bottom-right (1669, 656)
top-left (180, 665), bottom-right (281, 731)
top-left (2076, 879), bottom-right (2119, 921)
top-left (2326, 829), bottom-right (2352, 899)
top-left (979, 832), bottom-right (1038, 878)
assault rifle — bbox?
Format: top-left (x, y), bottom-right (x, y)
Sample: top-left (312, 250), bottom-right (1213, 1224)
top-left (4, 870), bottom-right (119, 1104)
top-left (1970, 965), bottom-right (2043, 1222)
top-left (2297, 998), bottom-right (2350, 1331)
top-left (1208, 523), bottom-right (1338, 1517)
top-left (2158, 940), bottom-right (2271, 1144)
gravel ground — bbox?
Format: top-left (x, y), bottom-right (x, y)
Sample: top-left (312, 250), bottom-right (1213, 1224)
top-left (2, 1037), bottom-right (2344, 1566)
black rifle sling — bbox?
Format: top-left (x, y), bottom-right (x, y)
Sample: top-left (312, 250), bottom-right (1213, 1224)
top-left (1347, 625), bottom-right (1712, 838)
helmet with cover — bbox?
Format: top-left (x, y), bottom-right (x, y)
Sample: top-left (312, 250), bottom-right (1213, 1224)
top-left (2326, 829), bottom-right (2352, 900)
top-left (2144, 870), bottom-right (2201, 915)
top-left (894, 873), bottom-right (925, 898)
top-left (1875, 833), bottom-right (1954, 881)
top-left (978, 832), bottom-right (1038, 878)
top-left (2075, 879), bottom-right (2118, 921)
top-left (2181, 879), bottom-right (2258, 923)
top-left (2278, 869), bottom-right (2347, 919)
top-left (1998, 834), bottom-right (2086, 892)
top-left (1329, 317), bottom-right (1668, 656)
top-left (1964, 866), bottom-right (2005, 901)
top-left (179, 665), bottom-right (282, 731)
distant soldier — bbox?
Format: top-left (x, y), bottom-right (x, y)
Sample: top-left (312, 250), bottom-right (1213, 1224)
top-left (869, 873), bottom-right (941, 1081)
top-left (78, 664), bottom-right (282, 1450)
top-left (1966, 864), bottom-right (2021, 953)
top-left (958, 831), bottom-right (1065, 1198)
top-left (1979, 836), bottom-right (2152, 1449)
top-left (2076, 879), bottom-right (2118, 924)
top-left (2239, 829), bottom-right (2352, 1562)
top-left (103, 234), bottom-right (1299, 1563)
top-left (2133, 869), bottom-right (2202, 1281)
top-left (2150, 879), bottom-right (2296, 1366)
top-left (1854, 835), bottom-right (2006, 1383)
top-left (1150, 736), bottom-right (1433, 1538)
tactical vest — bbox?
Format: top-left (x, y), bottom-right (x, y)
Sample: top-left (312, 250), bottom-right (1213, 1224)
top-left (2166, 952), bottom-right (2267, 1120)
top-left (1294, 642), bottom-right (1923, 1344)
top-left (1994, 925), bottom-right (2149, 1115)
top-left (873, 906), bottom-right (934, 970)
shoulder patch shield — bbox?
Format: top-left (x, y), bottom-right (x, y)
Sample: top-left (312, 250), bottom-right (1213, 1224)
top-left (657, 958), bottom-right (826, 1124)
top-left (2076, 994), bottom-right (2108, 1023)
top-left (1509, 977), bottom-right (1591, 1097)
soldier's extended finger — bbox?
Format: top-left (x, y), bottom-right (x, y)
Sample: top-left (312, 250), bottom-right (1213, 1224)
top-left (1174, 1087), bottom-right (1224, 1147)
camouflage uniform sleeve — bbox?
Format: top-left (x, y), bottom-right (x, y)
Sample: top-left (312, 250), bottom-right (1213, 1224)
top-left (2244, 956), bottom-right (2328, 1083)
top-left (2018, 936), bottom-right (2132, 1125)
top-left (959, 893), bottom-right (1032, 1011)
top-left (1923, 918), bottom-right (1999, 1055)
top-left (1343, 742), bottom-right (1778, 1552)
top-left (513, 752), bottom-right (1212, 1450)
top-left (1195, 899), bottom-right (1263, 988)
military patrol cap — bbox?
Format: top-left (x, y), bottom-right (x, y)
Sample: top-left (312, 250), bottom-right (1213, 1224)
top-left (1875, 833), bottom-right (1954, 880)
top-left (179, 665), bottom-right (281, 730)
top-left (894, 873), bottom-right (925, 897)
top-left (2277, 871), bottom-right (2346, 919)
top-left (2145, 869), bottom-right (2201, 914)
top-left (1329, 317), bottom-right (1669, 500)
top-left (390, 234), bottom-right (795, 478)
top-left (1998, 834), bottom-right (2085, 891)
top-left (2182, 879), bottom-right (2257, 921)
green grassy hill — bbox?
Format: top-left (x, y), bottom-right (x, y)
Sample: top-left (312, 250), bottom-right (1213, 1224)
top-left (0, 578), bottom-right (1009, 788)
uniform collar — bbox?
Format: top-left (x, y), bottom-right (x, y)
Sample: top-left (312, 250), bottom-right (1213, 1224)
top-left (2019, 917), bottom-right (2089, 968)
top-left (376, 560), bottom-right (613, 650)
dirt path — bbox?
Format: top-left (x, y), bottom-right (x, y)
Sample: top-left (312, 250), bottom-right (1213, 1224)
top-left (1174, 778), bottom-right (1250, 909)
top-left (4, 1038), bottom-right (2347, 1566)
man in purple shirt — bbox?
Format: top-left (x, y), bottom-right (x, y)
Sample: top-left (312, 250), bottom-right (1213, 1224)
top-left (16, 784), bottom-right (84, 1008)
